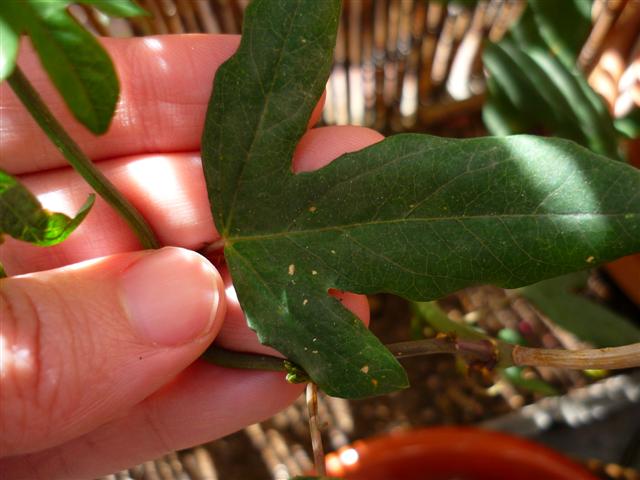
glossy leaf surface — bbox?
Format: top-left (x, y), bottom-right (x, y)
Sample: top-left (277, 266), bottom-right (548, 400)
top-left (0, 169), bottom-right (94, 246)
top-left (203, 0), bottom-right (640, 398)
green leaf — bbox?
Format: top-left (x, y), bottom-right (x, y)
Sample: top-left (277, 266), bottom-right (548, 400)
top-left (528, 0), bottom-right (593, 68)
top-left (518, 271), bottom-right (640, 348)
top-left (483, 5), bottom-right (620, 160)
top-left (203, 0), bottom-right (640, 398)
top-left (76, 0), bottom-right (148, 18)
top-left (0, 169), bottom-right (94, 246)
top-left (482, 77), bottom-right (532, 137)
top-left (0, 10), bottom-right (20, 80)
top-left (502, 366), bottom-right (559, 396)
top-left (615, 108), bottom-right (640, 139)
top-left (0, 263), bottom-right (6, 279)
top-left (2, 0), bottom-right (119, 134)
top-left (412, 301), bottom-right (487, 340)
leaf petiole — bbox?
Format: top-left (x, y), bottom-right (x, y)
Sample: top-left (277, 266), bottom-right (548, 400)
top-left (204, 339), bottom-right (640, 384)
top-left (7, 66), bottom-right (159, 249)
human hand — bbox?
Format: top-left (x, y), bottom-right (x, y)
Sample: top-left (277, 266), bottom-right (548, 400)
top-left (0, 35), bottom-right (382, 479)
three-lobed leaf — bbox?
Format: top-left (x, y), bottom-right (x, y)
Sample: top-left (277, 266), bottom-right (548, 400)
top-left (203, 0), bottom-right (640, 398)
top-left (0, 169), bottom-right (94, 247)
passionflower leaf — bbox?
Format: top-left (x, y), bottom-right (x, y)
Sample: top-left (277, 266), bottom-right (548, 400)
top-left (202, 0), bottom-right (640, 398)
top-left (0, 169), bottom-right (94, 246)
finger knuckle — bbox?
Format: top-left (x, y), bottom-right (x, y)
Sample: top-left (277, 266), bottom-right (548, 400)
top-left (0, 280), bottom-right (88, 454)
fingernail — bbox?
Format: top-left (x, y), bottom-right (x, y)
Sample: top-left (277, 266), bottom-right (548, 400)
top-left (120, 247), bottom-right (221, 346)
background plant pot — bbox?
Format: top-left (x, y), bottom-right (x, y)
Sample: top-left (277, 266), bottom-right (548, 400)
top-left (325, 427), bottom-right (597, 480)
top-left (606, 139), bottom-right (640, 307)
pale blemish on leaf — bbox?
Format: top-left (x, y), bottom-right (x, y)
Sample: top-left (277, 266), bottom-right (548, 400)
top-left (360, 365), bottom-right (369, 374)
top-left (288, 264), bottom-right (296, 275)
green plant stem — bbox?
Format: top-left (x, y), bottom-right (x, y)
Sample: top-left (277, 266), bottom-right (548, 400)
top-left (7, 66), bottom-right (159, 249)
top-left (204, 340), bottom-right (640, 376)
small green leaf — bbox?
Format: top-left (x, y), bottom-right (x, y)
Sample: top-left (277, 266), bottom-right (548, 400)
top-left (76, 0), bottom-right (148, 18)
top-left (0, 11), bottom-right (20, 80)
top-left (2, 0), bottom-right (119, 134)
top-left (412, 301), bottom-right (487, 340)
top-left (204, 0), bottom-right (640, 398)
top-left (502, 366), bottom-right (559, 396)
top-left (0, 169), bottom-right (94, 246)
top-left (497, 328), bottom-right (525, 346)
top-left (0, 263), bottom-right (6, 279)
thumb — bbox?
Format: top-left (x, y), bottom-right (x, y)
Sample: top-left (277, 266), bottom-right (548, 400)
top-left (0, 247), bottom-right (225, 457)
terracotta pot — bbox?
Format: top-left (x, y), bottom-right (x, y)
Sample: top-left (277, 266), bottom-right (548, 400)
top-left (606, 139), bottom-right (640, 307)
top-left (325, 427), bottom-right (597, 480)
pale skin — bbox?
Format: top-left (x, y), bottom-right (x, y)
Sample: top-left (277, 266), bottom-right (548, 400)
top-left (0, 35), bottom-right (381, 479)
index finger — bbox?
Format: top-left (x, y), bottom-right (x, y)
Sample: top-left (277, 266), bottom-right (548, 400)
top-left (0, 35), bottom-right (324, 175)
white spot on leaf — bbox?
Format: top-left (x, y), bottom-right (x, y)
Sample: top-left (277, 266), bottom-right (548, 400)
top-left (288, 264), bottom-right (295, 275)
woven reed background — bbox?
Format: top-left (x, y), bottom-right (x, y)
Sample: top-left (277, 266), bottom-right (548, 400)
top-left (78, 1), bottom-right (640, 479)
top-left (71, 0), bottom-right (633, 132)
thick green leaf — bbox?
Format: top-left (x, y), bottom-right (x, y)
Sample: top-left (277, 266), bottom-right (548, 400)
top-left (0, 10), bottom-right (19, 80)
top-left (2, 0), bottom-right (119, 134)
top-left (518, 272), bottom-right (640, 348)
top-left (0, 169), bottom-right (94, 246)
top-left (483, 5), bottom-right (620, 160)
top-left (203, 0), bottom-right (640, 398)
top-left (76, 0), bottom-right (147, 18)
top-left (528, 0), bottom-right (592, 68)
top-left (615, 108), bottom-right (640, 139)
